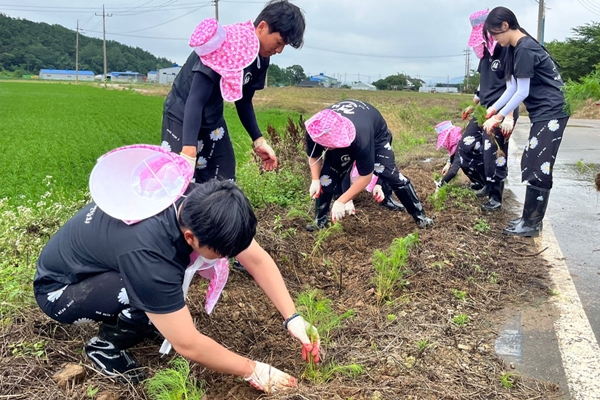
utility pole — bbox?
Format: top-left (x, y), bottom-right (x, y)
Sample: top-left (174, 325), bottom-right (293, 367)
top-left (75, 19), bottom-right (79, 84)
top-left (214, 0), bottom-right (219, 21)
top-left (463, 47), bottom-right (471, 91)
top-left (96, 5), bottom-right (112, 89)
top-left (537, 0), bottom-right (545, 44)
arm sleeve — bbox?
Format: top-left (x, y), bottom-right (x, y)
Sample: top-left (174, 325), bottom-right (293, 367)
top-left (499, 78), bottom-right (530, 117)
top-left (234, 87), bottom-right (263, 142)
top-left (182, 72), bottom-right (215, 147)
top-left (490, 77), bottom-right (517, 112)
top-left (442, 154), bottom-right (460, 183)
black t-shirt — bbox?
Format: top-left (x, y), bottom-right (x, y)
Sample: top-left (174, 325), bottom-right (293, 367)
top-left (305, 100), bottom-right (389, 176)
top-left (512, 36), bottom-right (567, 122)
top-left (163, 51), bottom-right (270, 141)
top-left (34, 186), bottom-right (198, 314)
top-left (478, 44), bottom-right (519, 118)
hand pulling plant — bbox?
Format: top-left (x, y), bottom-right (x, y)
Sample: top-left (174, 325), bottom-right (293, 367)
top-left (472, 104), bottom-right (506, 159)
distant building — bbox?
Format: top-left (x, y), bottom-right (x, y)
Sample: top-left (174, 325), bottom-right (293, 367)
top-left (158, 66), bottom-right (182, 84)
top-left (309, 73), bottom-right (340, 88)
top-left (147, 70), bottom-right (158, 83)
top-left (39, 69), bottom-right (95, 81)
top-left (418, 86), bottom-right (458, 93)
top-left (297, 80), bottom-right (322, 88)
top-left (351, 82), bottom-right (376, 91)
top-left (110, 71), bottom-right (143, 83)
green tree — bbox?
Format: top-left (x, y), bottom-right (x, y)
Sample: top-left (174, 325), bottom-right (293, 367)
top-left (373, 73), bottom-right (408, 90)
top-left (285, 64), bottom-right (306, 85)
top-left (546, 22), bottom-right (600, 81)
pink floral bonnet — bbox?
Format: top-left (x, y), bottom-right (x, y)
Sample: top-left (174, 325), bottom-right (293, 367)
top-left (305, 109), bottom-right (356, 149)
top-left (189, 18), bottom-right (260, 102)
top-left (435, 121), bottom-right (462, 156)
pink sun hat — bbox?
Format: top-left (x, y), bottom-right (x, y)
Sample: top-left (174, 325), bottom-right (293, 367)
top-left (305, 109), bottom-right (356, 148)
top-left (435, 121), bottom-right (462, 156)
top-left (468, 9), bottom-right (497, 58)
top-left (89, 144), bottom-right (194, 224)
top-left (189, 17), bottom-right (260, 102)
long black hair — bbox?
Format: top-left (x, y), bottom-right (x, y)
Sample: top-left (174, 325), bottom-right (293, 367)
top-left (483, 6), bottom-right (559, 80)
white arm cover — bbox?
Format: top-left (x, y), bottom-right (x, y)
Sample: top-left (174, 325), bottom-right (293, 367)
top-left (499, 77), bottom-right (530, 117)
top-left (490, 77), bottom-right (517, 111)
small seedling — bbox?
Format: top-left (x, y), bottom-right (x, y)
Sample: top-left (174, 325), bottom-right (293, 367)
top-left (9, 340), bottom-right (47, 358)
top-left (387, 314), bottom-right (396, 322)
top-left (144, 356), bottom-right (205, 400)
top-left (87, 386), bottom-right (99, 398)
top-left (428, 182), bottom-right (450, 211)
top-left (549, 288), bottom-right (560, 296)
top-left (373, 233), bottom-right (419, 304)
top-left (416, 339), bottom-right (430, 352)
top-left (500, 372), bottom-right (518, 389)
top-left (302, 360), bottom-right (363, 383)
top-left (312, 222), bottom-right (343, 255)
top-left (474, 218), bottom-right (491, 234)
top-left (489, 272), bottom-right (499, 284)
top-left (451, 289), bottom-right (467, 301)
top-left (452, 314), bottom-right (470, 326)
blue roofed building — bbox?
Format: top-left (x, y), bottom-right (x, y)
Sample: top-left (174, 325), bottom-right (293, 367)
top-left (309, 73), bottom-right (340, 88)
top-left (39, 69), bottom-right (95, 82)
top-left (110, 71), bottom-right (143, 83)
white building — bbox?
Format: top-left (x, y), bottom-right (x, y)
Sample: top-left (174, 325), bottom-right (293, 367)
top-left (39, 69), bottom-right (95, 81)
top-left (418, 86), bottom-right (459, 93)
top-left (147, 70), bottom-right (158, 83)
top-left (351, 82), bottom-right (376, 91)
top-left (158, 66), bottom-right (182, 84)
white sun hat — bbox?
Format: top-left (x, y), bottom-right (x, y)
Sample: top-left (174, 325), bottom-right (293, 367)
top-left (89, 144), bottom-right (194, 223)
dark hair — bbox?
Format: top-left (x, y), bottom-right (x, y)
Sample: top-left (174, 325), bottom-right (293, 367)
top-left (179, 180), bottom-right (257, 257)
top-left (254, 0), bottom-right (305, 49)
top-left (483, 6), bottom-right (558, 80)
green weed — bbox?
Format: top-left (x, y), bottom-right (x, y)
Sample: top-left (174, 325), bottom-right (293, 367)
top-left (144, 357), bottom-right (205, 400)
top-left (474, 218), bottom-right (491, 234)
top-left (452, 314), bottom-right (470, 326)
top-left (9, 340), bottom-right (47, 358)
top-left (451, 289), bottom-right (467, 301)
top-left (86, 386), bottom-right (99, 398)
top-left (302, 361), bottom-right (363, 383)
top-left (562, 69), bottom-right (600, 115)
top-left (372, 233), bottom-right (419, 304)
top-left (312, 222), bottom-right (343, 255)
top-left (500, 372), bottom-right (518, 389)
top-left (416, 339), bottom-right (431, 352)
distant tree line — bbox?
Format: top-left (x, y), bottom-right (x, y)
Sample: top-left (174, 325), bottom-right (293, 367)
top-left (266, 64), bottom-right (307, 86)
top-left (0, 14), bottom-right (174, 75)
top-left (371, 73), bottom-right (422, 91)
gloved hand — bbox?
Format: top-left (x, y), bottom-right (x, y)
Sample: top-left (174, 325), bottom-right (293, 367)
top-left (331, 200), bottom-right (346, 223)
top-left (245, 361), bottom-right (297, 393)
top-left (372, 185), bottom-right (384, 203)
top-left (462, 105), bottom-right (474, 120)
top-left (441, 161), bottom-right (451, 176)
top-left (253, 138), bottom-right (278, 171)
top-left (309, 180), bottom-right (321, 199)
top-left (435, 180), bottom-right (443, 189)
top-left (180, 152), bottom-right (197, 169)
top-left (344, 200), bottom-right (355, 215)
top-left (286, 314), bottom-right (321, 362)
top-left (483, 115), bottom-right (503, 134)
top-left (485, 107), bottom-right (498, 119)
top-left (500, 115), bottom-right (515, 138)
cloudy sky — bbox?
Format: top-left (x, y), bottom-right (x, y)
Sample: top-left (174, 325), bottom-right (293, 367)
top-left (4, 0), bottom-right (599, 85)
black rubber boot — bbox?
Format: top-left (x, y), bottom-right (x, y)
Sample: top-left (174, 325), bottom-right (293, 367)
top-left (84, 314), bottom-right (147, 383)
top-left (475, 183), bottom-right (490, 198)
top-left (393, 183), bottom-right (434, 228)
top-left (470, 181), bottom-right (484, 191)
top-left (306, 191), bottom-right (333, 231)
top-left (503, 186), bottom-right (550, 237)
top-left (380, 181), bottom-right (405, 212)
top-left (463, 167), bottom-right (486, 190)
top-left (481, 180), bottom-right (504, 212)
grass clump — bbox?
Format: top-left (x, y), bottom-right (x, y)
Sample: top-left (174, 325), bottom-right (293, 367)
top-left (145, 357), bottom-right (205, 400)
top-left (372, 233), bottom-right (419, 304)
top-left (302, 360), bottom-right (363, 383)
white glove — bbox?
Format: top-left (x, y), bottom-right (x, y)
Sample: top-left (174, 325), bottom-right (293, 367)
top-left (309, 180), bottom-right (321, 199)
top-left (344, 200), bottom-right (355, 215)
top-left (331, 200), bottom-right (346, 223)
top-left (245, 361), bottom-right (297, 393)
top-left (286, 314), bottom-right (321, 362)
top-left (180, 152), bottom-right (197, 169)
top-left (485, 107), bottom-right (498, 119)
top-left (483, 115), bottom-right (502, 134)
top-left (373, 185), bottom-right (384, 203)
top-left (441, 162), bottom-right (451, 176)
top-left (500, 115), bottom-right (515, 137)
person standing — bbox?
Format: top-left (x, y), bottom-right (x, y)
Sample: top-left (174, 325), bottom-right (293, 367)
top-left (482, 6), bottom-right (569, 237)
top-left (161, 0), bottom-right (306, 182)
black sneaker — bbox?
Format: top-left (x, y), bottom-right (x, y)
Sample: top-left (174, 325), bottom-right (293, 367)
top-left (232, 259), bottom-right (250, 275)
top-left (84, 337), bottom-right (145, 383)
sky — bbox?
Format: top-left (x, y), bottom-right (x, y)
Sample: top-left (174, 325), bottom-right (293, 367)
top-left (3, 0), bottom-right (600, 85)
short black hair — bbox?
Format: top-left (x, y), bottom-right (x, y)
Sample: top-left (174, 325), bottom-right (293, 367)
top-left (254, 0), bottom-right (305, 49)
top-left (179, 180), bottom-right (257, 258)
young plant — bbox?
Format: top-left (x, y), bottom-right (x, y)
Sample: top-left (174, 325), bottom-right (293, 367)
top-left (428, 182), bottom-right (450, 211)
top-left (451, 289), bottom-right (467, 301)
top-left (473, 104), bottom-right (488, 126)
top-left (311, 222), bottom-right (343, 255)
top-left (474, 218), bottom-right (491, 234)
top-left (144, 357), bottom-right (205, 400)
top-left (372, 233), bottom-right (419, 304)
top-left (500, 372), bottom-right (518, 389)
top-left (86, 386), bottom-right (99, 398)
top-left (416, 339), bottom-right (431, 353)
top-left (452, 313), bottom-right (470, 327)
top-left (302, 360), bottom-right (363, 383)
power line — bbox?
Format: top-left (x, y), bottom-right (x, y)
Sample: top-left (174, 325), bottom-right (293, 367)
top-left (303, 45), bottom-right (463, 59)
top-left (121, 3), bottom-right (209, 33)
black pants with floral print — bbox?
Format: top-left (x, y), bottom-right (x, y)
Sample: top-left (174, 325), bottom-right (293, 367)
top-left (35, 271), bottom-right (148, 326)
top-left (482, 125), bottom-right (510, 183)
top-left (161, 115), bottom-right (236, 183)
top-left (521, 117), bottom-right (568, 189)
top-left (458, 118), bottom-right (485, 173)
top-left (320, 131), bottom-right (410, 194)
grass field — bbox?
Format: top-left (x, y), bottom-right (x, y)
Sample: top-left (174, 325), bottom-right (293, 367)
top-left (0, 81), bottom-right (297, 205)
